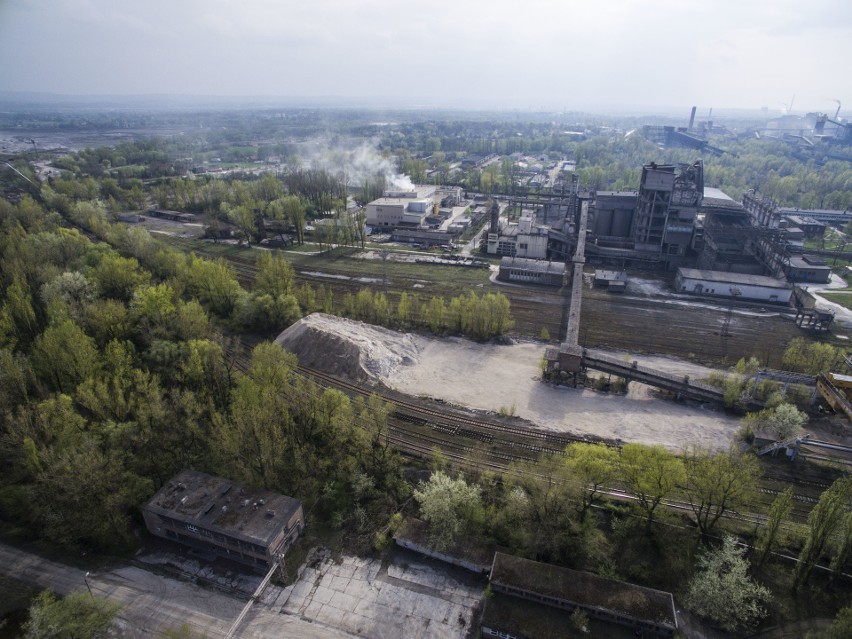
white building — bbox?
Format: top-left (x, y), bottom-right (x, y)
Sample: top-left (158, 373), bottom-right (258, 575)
top-left (365, 185), bottom-right (437, 229)
top-left (487, 212), bottom-right (549, 259)
top-left (675, 268), bottom-right (792, 304)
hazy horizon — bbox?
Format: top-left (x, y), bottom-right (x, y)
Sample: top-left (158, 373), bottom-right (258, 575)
top-left (1, 0), bottom-right (850, 116)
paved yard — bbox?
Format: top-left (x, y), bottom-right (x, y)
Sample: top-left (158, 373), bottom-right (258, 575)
top-left (263, 550), bottom-right (484, 639)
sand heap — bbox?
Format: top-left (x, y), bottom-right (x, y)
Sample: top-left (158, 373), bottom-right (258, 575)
top-left (274, 313), bottom-right (420, 382)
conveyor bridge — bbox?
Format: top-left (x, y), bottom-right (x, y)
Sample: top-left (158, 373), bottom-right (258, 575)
top-left (582, 350), bottom-right (726, 404)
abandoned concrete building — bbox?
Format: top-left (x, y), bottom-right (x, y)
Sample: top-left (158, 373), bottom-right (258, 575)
top-left (483, 553), bottom-right (678, 638)
top-left (142, 470), bottom-right (304, 571)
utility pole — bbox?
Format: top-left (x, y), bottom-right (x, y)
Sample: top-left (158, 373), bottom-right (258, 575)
top-left (84, 572), bottom-right (95, 602)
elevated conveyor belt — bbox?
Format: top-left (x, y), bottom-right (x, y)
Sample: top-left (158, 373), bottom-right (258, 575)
top-left (582, 349), bottom-right (726, 404)
top-left (816, 373), bottom-right (852, 421)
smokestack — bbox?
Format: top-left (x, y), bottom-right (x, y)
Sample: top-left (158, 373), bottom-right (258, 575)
top-left (688, 106), bottom-right (697, 131)
top-left (489, 200), bottom-right (500, 235)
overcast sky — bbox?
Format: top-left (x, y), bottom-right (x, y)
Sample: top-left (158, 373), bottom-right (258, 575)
top-left (1, 0), bottom-right (849, 113)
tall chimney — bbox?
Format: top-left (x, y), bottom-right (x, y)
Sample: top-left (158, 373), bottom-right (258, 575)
top-left (688, 106), bottom-right (697, 131)
top-left (489, 200), bottom-right (500, 234)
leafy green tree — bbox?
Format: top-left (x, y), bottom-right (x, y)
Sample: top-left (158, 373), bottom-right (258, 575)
top-left (129, 283), bottom-right (177, 343)
top-left (396, 292), bottom-right (412, 328)
top-left (225, 203), bottom-right (260, 245)
top-left (782, 338), bottom-right (839, 374)
top-left (0, 347), bottom-right (31, 408)
top-left (353, 393), bottom-right (402, 494)
top-left (414, 471), bottom-right (483, 551)
top-left (828, 510), bottom-right (852, 577)
top-left (685, 536), bottom-right (771, 632)
top-left (505, 454), bottom-right (580, 562)
top-left (179, 255), bottom-right (243, 318)
top-left (743, 403), bottom-right (807, 440)
top-left (619, 443), bottom-right (685, 525)
top-left (79, 299), bottom-right (130, 348)
top-left (565, 442), bottom-right (618, 518)
top-left (280, 195), bottom-right (306, 244)
top-left (23, 590), bottom-right (119, 639)
top-left (806, 606), bottom-right (852, 639)
top-left (34, 434), bottom-right (150, 547)
top-left (795, 476), bottom-right (852, 587)
top-left (0, 276), bottom-right (40, 348)
top-left (30, 320), bottom-right (99, 394)
top-left (755, 486), bottom-right (793, 569)
top-left (683, 447), bottom-right (760, 536)
top-left (254, 251), bottom-right (296, 298)
top-left (423, 297), bottom-right (446, 333)
top-left (237, 293), bottom-right (301, 332)
top-left (214, 343), bottom-right (297, 487)
top-left (40, 272), bottom-right (95, 323)
top-left (89, 253), bottom-right (148, 301)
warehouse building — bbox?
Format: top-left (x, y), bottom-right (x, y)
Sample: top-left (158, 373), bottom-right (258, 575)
top-left (142, 470), bottom-right (304, 571)
top-left (498, 257), bottom-right (566, 286)
top-left (365, 186), bottom-right (437, 229)
top-left (675, 268), bottom-right (792, 304)
top-left (784, 255), bottom-right (832, 284)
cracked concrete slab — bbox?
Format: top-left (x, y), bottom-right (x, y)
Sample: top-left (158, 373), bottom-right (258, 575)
top-left (276, 550), bottom-right (483, 639)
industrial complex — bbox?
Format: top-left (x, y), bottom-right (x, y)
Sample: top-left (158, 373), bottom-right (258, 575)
top-left (363, 159), bottom-right (840, 306)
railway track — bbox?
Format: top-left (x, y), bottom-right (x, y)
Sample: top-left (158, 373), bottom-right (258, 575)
top-left (297, 365), bottom-right (597, 457)
top-left (295, 365), bottom-right (845, 523)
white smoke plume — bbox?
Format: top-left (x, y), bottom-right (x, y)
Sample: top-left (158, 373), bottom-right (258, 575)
top-left (295, 139), bottom-right (415, 191)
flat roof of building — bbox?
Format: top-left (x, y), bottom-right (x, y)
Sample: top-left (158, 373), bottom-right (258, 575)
top-left (392, 229), bottom-right (454, 239)
top-left (677, 268), bottom-right (790, 289)
top-left (143, 470), bottom-right (302, 548)
top-left (381, 185), bottom-right (436, 199)
top-left (499, 257), bottom-right (565, 275)
top-left (788, 255), bottom-right (831, 269)
top-left (701, 187), bottom-right (743, 210)
top-left (482, 592), bottom-right (637, 639)
top-left (369, 197), bottom-right (421, 207)
top-left (596, 190), bottom-right (638, 197)
top-left (490, 553), bottom-right (676, 631)
top-left (594, 270), bottom-right (628, 282)
top-left (784, 214), bottom-right (824, 226)
top-left (780, 207), bottom-right (851, 216)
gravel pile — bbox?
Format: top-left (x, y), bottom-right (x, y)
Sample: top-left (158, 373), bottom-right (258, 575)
top-left (274, 313), bottom-right (420, 383)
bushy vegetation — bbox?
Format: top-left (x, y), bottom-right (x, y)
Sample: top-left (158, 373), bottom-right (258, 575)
top-left (0, 196), bottom-right (408, 552)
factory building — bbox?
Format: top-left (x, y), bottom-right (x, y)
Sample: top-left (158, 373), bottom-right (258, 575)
top-left (785, 255), bottom-right (832, 284)
top-left (697, 187), bottom-right (765, 274)
top-left (486, 210), bottom-right (550, 258)
top-left (590, 191), bottom-right (637, 239)
top-left (779, 207), bottom-right (852, 227)
top-left (675, 268), bottom-right (792, 304)
top-left (631, 161), bottom-right (703, 265)
top-left (365, 185), bottom-right (437, 229)
top-left (142, 470), bottom-right (304, 571)
top-left (497, 257), bottom-right (565, 286)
